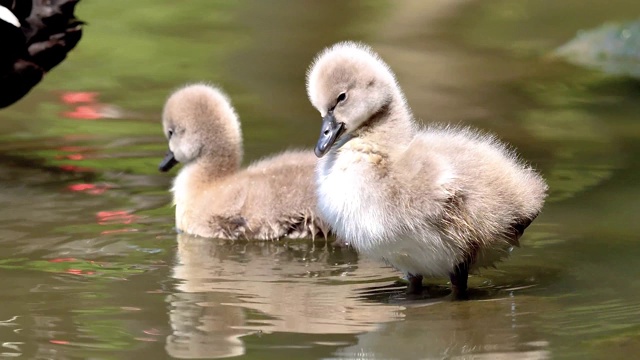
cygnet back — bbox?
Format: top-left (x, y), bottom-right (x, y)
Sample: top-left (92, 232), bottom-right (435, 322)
top-left (159, 83), bottom-right (329, 240)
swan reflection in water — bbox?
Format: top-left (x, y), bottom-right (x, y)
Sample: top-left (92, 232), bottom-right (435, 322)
top-left (165, 234), bottom-right (554, 359)
top-left (165, 233), bottom-right (404, 359)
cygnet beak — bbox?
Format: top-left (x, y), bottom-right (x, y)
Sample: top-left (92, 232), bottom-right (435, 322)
top-left (315, 112), bottom-right (346, 158)
top-left (159, 150), bottom-right (179, 172)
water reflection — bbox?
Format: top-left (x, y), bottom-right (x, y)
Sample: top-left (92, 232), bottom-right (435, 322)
top-left (333, 295), bottom-right (552, 359)
top-left (165, 232), bottom-right (564, 360)
top-left (518, 79), bottom-right (624, 203)
top-left (167, 292), bottom-right (246, 358)
top-left (167, 234), bottom-right (404, 359)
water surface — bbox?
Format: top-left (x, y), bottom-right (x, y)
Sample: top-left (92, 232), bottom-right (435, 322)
top-left (1, 0), bottom-right (639, 358)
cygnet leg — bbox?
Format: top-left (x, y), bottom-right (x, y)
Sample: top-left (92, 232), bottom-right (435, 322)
top-left (406, 273), bottom-right (423, 294)
top-left (449, 261), bottom-right (470, 300)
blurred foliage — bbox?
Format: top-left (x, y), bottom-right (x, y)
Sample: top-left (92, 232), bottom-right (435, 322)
top-left (447, 1), bottom-right (640, 204)
top-left (554, 19), bottom-right (640, 79)
top-left (455, 0), bottom-right (640, 56)
top-left (44, 0), bottom-right (245, 111)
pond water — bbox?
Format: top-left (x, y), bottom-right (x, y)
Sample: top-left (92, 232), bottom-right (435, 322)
top-left (1, 0), bottom-right (640, 358)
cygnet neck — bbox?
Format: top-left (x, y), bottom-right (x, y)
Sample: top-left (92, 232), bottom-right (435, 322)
top-left (354, 93), bottom-right (416, 148)
top-left (193, 139), bottom-right (243, 180)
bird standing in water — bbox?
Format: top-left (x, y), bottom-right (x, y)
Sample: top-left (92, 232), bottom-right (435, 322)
top-left (306, 41), bottom-right (548, 299)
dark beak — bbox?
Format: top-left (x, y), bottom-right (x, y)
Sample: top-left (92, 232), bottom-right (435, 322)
top-left (158, 150), bottom-right (179, 172)
top-left (314, 112), bottom-right (346, 158)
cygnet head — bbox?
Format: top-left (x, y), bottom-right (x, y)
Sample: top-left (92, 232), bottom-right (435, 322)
top-left (306, 41), bottom-right (406, 157)
top-left (159, 84), bottom-right (243, 174)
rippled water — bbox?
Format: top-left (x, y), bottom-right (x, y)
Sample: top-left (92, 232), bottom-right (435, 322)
top-left (1, 0), bottom-right (640, 358)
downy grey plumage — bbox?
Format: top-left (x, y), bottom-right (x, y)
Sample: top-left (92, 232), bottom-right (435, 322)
top-left (306, 42), bottom-right (548, 298)
top-left (160, 84), bottom-right (329, 240)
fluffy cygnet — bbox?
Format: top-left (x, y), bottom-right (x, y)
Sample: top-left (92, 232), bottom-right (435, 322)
top-left (306, 42), bottom-right (548, 298)
top-left (159, 83), bottom-right (328, 240)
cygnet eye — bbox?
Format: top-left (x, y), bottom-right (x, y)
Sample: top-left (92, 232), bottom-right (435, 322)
top-left (168, 129), bottom-right (174, 139)
top-left (337, 92), bottom-right (347, 103)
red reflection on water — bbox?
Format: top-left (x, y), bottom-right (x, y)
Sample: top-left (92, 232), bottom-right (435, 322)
top-left (96, 211), bottom-right (138, 225)
top-left (63, 105), bottom-right (102, 120)
top-left (49, 340), bottom-right (70, 345)
top-left (55, 143), bottom-right (94, 174)
top-left (68, 184), bottom-right (93, 191)
top-left (59, 90), bottom-right (124, 120)
top-left (48, 258), bottom-right (98, 276)
top-left (68, 183), bottom-right (110, 195)
top-left (56, 153), bottom-right (85, 160)
top-left (61, 91), bottom-right (98, 104)
top-left (66, 154), bottom-right (84, 160)
top-left (101, 228), bottom-right (138, 235)
top-left (65, 269), bottom-right (96, 276)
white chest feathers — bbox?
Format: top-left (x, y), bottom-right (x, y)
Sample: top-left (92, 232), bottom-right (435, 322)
top-left (171, 165), bottom-right (197, 231)
top-left (316, 148), bottom-right (390, 245)
top-left (316, 146), bottom-right (463, 277)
